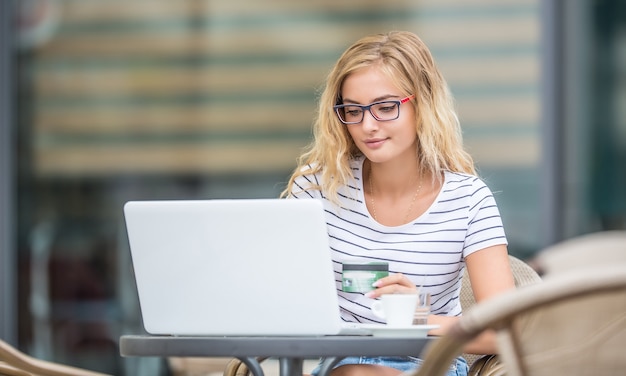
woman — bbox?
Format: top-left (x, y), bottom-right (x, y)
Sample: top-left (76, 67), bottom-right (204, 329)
top-left (281, 31), bottom-right (515, 376)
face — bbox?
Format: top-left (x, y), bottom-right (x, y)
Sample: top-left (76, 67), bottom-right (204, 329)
top-left (339, 66), bottom-right (417, 165)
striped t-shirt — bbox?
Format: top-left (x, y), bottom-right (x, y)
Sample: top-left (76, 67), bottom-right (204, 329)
top-left (287, 155), bottom-right (507, 324)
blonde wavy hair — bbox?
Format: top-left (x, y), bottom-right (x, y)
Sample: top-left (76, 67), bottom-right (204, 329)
top-left (281, 31), bottom-right (475, 202)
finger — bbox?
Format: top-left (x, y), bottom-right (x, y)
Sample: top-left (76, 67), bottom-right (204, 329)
top-left (365, 286), bottom-right (405, 299)
top-left (365, 282), bottom-right (417, 299)
top-left (374, 273), bottom-right (414, 289)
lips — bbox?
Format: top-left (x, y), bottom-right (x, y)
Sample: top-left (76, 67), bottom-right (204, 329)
top-left (364, 138), bottom-right (387, 149)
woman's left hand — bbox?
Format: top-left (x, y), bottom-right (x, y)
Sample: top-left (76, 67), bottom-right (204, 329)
top-left (365, 273), bottom-right (418, 298)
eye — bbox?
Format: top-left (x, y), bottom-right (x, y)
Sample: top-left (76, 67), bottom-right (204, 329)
top-left (376, 103), bottom-right (398, 113)
top-left (344, 107), bottom-right (363, 118)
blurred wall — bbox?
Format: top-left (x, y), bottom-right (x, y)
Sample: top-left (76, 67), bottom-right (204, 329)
top-left (26, 0), bottom-right (542, 251)
top-left (29, 1), bottom-right (539, 176)
top-left (0, 0), bottom-right (17, 346)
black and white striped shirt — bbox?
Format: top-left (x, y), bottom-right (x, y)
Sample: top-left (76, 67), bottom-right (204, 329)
top-left (288, 155), bottom-right (507, 324)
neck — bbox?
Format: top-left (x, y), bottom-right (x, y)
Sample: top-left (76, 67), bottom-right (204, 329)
top-left (366, 160), bottom-right (421, 197)
top-left (366, 159), bottom-right (423, 224)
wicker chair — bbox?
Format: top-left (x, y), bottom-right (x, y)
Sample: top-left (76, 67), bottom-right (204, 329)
top-left (413, 265), bottom-right (626, 376)
top-left (460, 255), bottom-right (541, 373)
top-left (412, 230), bottom-right (626, 376)
top-left (0, 339), bottom-right (111, 376)
top-left (533, 230), bottom-right (626, 274)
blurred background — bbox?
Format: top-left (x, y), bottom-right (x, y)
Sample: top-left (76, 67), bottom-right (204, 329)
top-left (0, 0), bottom-right (624, 374)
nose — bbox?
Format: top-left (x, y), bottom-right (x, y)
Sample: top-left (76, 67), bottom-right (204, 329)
top-left (360, 109), bottom-right (380, 132)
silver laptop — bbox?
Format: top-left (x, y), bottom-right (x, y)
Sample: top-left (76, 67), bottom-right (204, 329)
top-left (123, 198), bottom-right (369, 336)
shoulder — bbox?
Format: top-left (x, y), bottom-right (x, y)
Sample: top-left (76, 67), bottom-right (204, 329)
top-left (288, 164), bottom-right (322, 198)
top-left (443, 171), bottom-right (495, 199)
top-left (438, 171), bottom-right (503, 227)
top-left (444, 171), bottom-right (487, 188)
top-left (290, 156), bottom-right (364, 196)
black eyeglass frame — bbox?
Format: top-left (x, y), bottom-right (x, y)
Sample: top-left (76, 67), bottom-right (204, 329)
top-left (333, 94), bottom-right (415, 125)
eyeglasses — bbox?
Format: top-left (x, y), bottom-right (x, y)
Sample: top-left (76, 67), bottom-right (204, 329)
top-left (333, 95), bottom-right (415, 125)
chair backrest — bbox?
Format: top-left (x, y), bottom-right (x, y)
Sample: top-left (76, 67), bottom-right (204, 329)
top-left (533, 230), bottom-right (626, 274)
top-left (459, 255), bottom-right (541, 367)
top-left (415, 265), bottom-right (626, 376)
top-left (0, 361), bottom-right (33, 376)
top-left (0, 339), bottom-right (111, 376)
top-left (477, 266), bottom-right (626, 375)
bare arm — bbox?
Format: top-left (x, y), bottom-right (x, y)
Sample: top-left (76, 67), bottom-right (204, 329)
top-left (428, 244), bottom-right (515, 354)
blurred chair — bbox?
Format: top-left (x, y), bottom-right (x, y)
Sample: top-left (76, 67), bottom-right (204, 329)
top-left (168, 357), bottom-right (233, 376)
top-left (460, 255), bottom-right (541, 373)
top-left (412, 265), bottom-right (626, 376)
top-left (532, 230), bottom-right (626, 274)
top-left (0, 339), bottom-right (112, 376)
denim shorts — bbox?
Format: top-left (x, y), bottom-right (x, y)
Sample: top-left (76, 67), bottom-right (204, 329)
top-left (310, 356), bottom-right (468, 376)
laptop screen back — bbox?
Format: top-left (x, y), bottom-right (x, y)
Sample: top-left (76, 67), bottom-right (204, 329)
top-left (123, 199), bottom-right (343, 336)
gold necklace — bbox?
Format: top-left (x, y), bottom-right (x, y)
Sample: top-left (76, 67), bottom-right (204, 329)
top-left (368, 166), bottom-right (422, 223)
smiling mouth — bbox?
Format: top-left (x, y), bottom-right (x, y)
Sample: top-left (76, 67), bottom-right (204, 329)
top-left (366, 138), bottom-right (386, 143)
top-left (365, 138), bottom-right (387, 148)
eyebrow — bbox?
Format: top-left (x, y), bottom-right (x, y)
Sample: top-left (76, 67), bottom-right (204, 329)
top-left (341, 94), bottom-right (401, 104)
